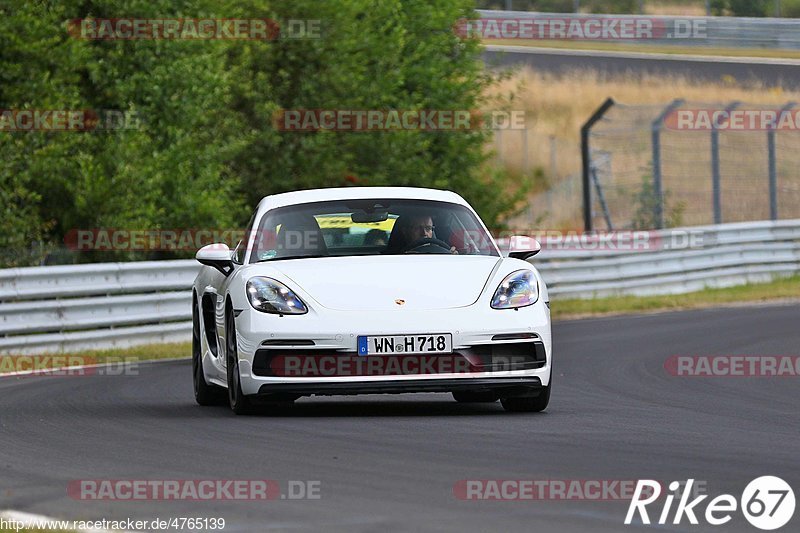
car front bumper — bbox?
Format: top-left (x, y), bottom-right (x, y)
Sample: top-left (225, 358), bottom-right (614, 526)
top-left (233, 302), bottom-right (552, 397)
top-left (256, 376), bottom-right (543, 397)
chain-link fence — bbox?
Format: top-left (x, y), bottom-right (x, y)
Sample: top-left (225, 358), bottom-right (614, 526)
top-left (492, 129), bottom-right (583, 229)
top-left (581, 100), bottom-right (800, 230)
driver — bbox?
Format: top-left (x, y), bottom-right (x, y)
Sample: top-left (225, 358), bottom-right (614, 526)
top-left (401, 215), bottom-right (457, 254)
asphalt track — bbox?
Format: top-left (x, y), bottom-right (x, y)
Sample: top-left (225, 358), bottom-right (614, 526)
top-left (483, 45), bottom-right (800, 88)
top-left (1, 304), bottom-right (798, 532)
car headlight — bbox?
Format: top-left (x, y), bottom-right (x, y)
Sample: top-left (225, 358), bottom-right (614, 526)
top-left (246, 277), bottom-right (308, 315)
top-left (491, 270), bottom-right (539, 309)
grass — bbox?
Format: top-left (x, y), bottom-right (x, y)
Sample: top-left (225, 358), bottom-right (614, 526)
top-left (484, 68), bottom-right (800, 229)
top-left (551, 275), bottom-right (800, 319)
top-left (2, 278), bottom-right (799, 369)
top-left (488, 67), bottom-right (800, 176)
top-left (0, 342), bottom-right (190, 374)
top-left (643, 1), bottom-right (708, 16)
top-left (485, 39), bottom-right (800, 60)
top-left (61, 342), bottom-right (191, 362)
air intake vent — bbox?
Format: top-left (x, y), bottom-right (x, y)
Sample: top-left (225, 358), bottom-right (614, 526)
top-left (491, 333), bottom-right (538, 341)
top-left (261, 339), bottom-right (316, 346)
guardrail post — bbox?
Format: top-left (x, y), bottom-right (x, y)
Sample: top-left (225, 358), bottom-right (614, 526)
top-left (651, 99), bottom-right (684, 230)
top-left (768, 102), bottom-right (796, 221)
top-left (711, 102), bottom-right (740, 225)
top-left (581, 98), bottom-right (615, 232)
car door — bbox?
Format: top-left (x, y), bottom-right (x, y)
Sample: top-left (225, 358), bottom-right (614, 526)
top-left (213, 210), bottom-right (258, 372)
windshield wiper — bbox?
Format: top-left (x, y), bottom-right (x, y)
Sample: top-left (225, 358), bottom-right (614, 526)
top-left (256, 254), bottom-right (329, 263)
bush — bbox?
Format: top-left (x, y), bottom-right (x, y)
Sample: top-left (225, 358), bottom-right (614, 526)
top-left (782, 0), bottom-right (800, 16)
top-left (631, 175), bottom-right (686, 230)
top-left (0, 0), bottom-right (524, 265)
top-left (710, 0), bottom-right (770, 16)
top-left (582, 0), bottom-right (639, 14)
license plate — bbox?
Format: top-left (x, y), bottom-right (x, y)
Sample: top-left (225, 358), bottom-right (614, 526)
top-left (357, 334), bottom-right (452, 356)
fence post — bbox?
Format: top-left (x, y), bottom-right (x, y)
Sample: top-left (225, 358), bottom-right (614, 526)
top-left (581, 98), bottom-right (615, 232)
top-left (768, 102), bottom-right (796, 221)
top-left (591, 164), bottom-right (614, 230)
top-left (651, 99), bottom-right (684, 230)
top-left (711, 101), bottom-right (740, 225)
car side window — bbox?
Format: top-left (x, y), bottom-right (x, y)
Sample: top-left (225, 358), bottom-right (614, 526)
top-left (232, 211), bottom-right (257, 264)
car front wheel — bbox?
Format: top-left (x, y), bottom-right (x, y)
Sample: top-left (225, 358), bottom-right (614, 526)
top-left (226, 308), bottom-right (253, 415)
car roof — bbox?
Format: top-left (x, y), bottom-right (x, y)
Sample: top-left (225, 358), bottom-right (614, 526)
top-left (257, 187), bottom-right (469, 211)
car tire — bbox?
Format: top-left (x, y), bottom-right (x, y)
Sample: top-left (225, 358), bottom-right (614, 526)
top-left (226, 308), bottom-right (253, 415)
top-left (500, 378), bottom-right (551, 413)
top-left (193, 299), bottom-right (225, 406)
top-left (452, 391), bottom-right (499, 403)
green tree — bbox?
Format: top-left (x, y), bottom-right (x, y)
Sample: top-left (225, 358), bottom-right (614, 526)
top-left (227, 0), bottom-right (523, 230)
top-left (0, 0), bottom-right (248, 264)
top-left (0, 0), bottom-right (523, 265)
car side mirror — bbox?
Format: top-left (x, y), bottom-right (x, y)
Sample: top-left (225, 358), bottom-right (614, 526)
top-left (196, 243), bottom-right (234, 276)
top-left (506, 235), bottom-right (541, 260)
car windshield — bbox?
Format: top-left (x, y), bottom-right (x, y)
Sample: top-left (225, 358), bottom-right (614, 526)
top-left (249, 198), bottom-right (498, 262)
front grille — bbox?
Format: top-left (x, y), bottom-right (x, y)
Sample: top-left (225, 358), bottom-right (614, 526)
top-left (251, 341), bottom-right (546, 377)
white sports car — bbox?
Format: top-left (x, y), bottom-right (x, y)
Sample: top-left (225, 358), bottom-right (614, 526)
top-left (192, 187), bottom-right (551, 414)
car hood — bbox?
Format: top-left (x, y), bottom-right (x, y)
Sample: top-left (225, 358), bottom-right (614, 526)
top-left (269, 255), bottom-right (502, 311)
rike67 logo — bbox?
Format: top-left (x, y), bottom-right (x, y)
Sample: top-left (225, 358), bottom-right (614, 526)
top-left (626, 477), bottom-right (795, 530)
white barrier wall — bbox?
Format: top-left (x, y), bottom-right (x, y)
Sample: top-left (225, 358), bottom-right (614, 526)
top-left (477, 10), bottom-right (800, 50)
top-left (1, 220), bottom-right (798, 353)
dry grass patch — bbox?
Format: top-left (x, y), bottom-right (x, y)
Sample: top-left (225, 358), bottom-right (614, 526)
top-left (485, 68), bottom-right (800, 228)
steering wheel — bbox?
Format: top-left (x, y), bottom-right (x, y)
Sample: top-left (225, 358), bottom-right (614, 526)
top-left (404, 237), bottom-right (453, 254)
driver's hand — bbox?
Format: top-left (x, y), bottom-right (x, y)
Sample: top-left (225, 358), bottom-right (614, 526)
top-left (450, 246), bottom-right (458, 254)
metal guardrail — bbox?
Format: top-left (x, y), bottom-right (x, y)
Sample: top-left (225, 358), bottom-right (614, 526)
top-left (533, 220), bottom-right (800, 297)
top-left (1, 220), bottom-right (798, 353)
top-left (477, 10), bottom-right (800, 50)
top-left (0, 261), bottom-right (196, 354)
